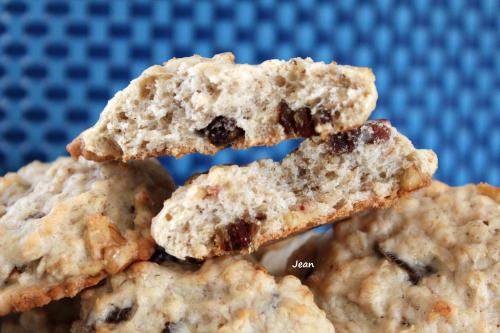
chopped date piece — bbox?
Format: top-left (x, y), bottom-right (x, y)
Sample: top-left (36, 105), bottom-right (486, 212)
top-left (278, 101), bottom-right (316, 137)
top-left (222, 219), bottom-right (259, 251)
top-left (105, 306), bottom-right (133, 323)
top-left (197, 116), bottom-right (245, 147)
top-left (374, 243), bottom-right (434, 285)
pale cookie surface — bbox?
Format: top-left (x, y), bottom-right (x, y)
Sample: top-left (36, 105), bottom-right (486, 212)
top-left (67, 53), bottom-right (377, 161)
top-left (0, 297), bottom-right (79, 333)
top-left (152, 120), bottom-right (438, 259)
top-left (308, 182), bottom-right (500, 333)
top-left (0, 157), bottom-right (175, 315)
top-left (71, 257), bottom-right (335, 333)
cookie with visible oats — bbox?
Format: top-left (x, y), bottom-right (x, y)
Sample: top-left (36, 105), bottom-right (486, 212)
top-left (0, 157), bottom-right (174, 315)
top-left (308, 182), bottom-right (500, 333)
top-left (67, 52), bottom-right (377, 161)
top-left (152, 120), bottom-right (437, 260)
top-left (71, 257), bottom-right (335, 333)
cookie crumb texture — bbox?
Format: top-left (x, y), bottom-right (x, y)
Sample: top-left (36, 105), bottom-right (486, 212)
top-left (308, 182), bottom-right (500, 333)
top-left (152, 121), bottom-right (437, 259)
top-left (71, 257), bottom-right (335, 333)
top-left (67, 53), bottom-right (377, 161)
top-left (0, 157), bottom-right (175, 315)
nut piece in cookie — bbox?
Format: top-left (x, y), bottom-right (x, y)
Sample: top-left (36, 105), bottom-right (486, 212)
top-left (71, 257), bottom-right (335, 333)
top-left (152, 120), bottom-right (438, 260)
top-left (0, 157), bottom-right (175, 315)
top-left (308, 182), bottom-right (500, 333)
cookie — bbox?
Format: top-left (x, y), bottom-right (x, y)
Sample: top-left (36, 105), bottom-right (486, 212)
top-left (67, 52), bottom-right (377, 161)
top-left (152, 120), bottom-right (438, 259)
top-left (0, 297), bottom-right (79, 333)
top-left (308, 182), bottom-right (500, 333)
top-left (71, 257), bottom-right (335, 332)
top-left (0, 157), bottom-right (175, 315)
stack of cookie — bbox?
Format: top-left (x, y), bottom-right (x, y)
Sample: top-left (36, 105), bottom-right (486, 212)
top-left (0, 54), bottom-right (497, 332)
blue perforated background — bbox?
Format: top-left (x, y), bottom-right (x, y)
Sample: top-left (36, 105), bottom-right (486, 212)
top-left (0, 0), bottom-right (498, 185)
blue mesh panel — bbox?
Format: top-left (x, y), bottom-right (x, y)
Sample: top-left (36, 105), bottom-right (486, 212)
top-left (0, 0), bottom-right (498, 186)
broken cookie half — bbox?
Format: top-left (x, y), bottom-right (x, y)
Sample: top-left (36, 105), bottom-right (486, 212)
top-left (67, 52), bottom-right (377, 161)
top-left (152, 120), bottom-right (437, 260)
top-left (0, 157), bottom-right (174, 315)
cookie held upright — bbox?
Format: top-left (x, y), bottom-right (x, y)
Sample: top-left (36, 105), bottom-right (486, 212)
top-left (67, 53), bottom-right (377, 161)
top-left (0, 157), bottom-right (174, 315)
top-left (152, 120), bottom-right (437, 260)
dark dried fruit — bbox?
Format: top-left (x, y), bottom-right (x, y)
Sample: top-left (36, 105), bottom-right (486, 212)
top-left (328, 120), bottom-right (392, 155)
top-left (363, 121), bottom-right (391, 144)
top-left (105, 306), bottom-right (132, 323)
top-left (197, 116), bottom-right (245, 147)
top-left (328, 130), bottom-right (359, 154)
top-left (162, 322), bottom-right (171, 333)
top-left (255, 212), bottom-right (267, 221)
top-left (222, 219), bottom-right (259, 251)
top-left (278, 101), bottom-right (316, 137)
top-left (277, 102), bottom-right (295, 133)
top-left (374, 243), bottom-right (434, 285)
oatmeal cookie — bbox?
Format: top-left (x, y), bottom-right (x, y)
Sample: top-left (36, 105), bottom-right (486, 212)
top-left (308, 182), bottom-right (500, 333)
top-left (71, 257), bottom-right (335, 332)
top-left (0, 157), bottom-right (174, 315)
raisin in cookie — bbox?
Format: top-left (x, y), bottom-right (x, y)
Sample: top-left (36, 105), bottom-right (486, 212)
top-left (152, 120), bottom-right (438, 259)
top-left (308, 182), bottom-right (500, 333)
top-left (67, 53), bottom-right (377, 161)
top-left (71, 257), bottom-right (335, 333)
top-left (1, 297), bottom-right (79, 333)
top-left (0, 157), bottom-right (175, 315)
